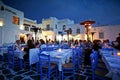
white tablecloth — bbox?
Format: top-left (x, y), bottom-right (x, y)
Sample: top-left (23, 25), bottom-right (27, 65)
top-left (29, 48), bottom-right (40, 65)
top-left (100, 49), bottom-right (120, 80)
top-left (41, 49), bottom-right (72, 71)
top-left (29, 48), bottom-right (72, 71)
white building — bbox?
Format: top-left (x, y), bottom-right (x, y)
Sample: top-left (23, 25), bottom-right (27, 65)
top-left (0, 0), bottom-right (39, 44)
top-left (90, 25), bottom-right (120, 42)
top-left (68, 24), bottom-right (85, 40)
top-left (20, 18), bottom-right (39, 43)
top-left (39, 17), bottom-right (75, 41)
top-left (39, 17), bottom-right (87, 41)
top-left (0, 0), bottom-right (24, 44)
top-left (0, 0), bottom-right (120, 44)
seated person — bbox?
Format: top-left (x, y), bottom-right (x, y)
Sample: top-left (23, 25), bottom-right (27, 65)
top-left (35, 42), bottom-right (40, 48)
top-left (14, 40), bottom-right (26, 59)
top-left (23, 39), bottom-right (35, 61)
top-left (14, 40), bottom-right (22, 52)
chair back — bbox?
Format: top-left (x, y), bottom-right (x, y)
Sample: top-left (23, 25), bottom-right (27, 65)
top-left (75, 46), bottom-right (82, 57)
top-left (39, 53), bottom-right (50, 66)
top-left (90, 50), bottom-right (98, 69)
top-left (46, 47), bottom-right (53, 51)
top-left (62, 48), bottom-right (76, 80)
top-left (39, 53), bottom-right (51, 80)
top-left (8, 46), bottom-right (14, 56)
top-left (72, 48), bottom-right (77, 69)
top-left (90, 50), bottom-right (98, 80)
top-left (8, 45), bottom-right (22, 69)
top-left (75, 46), bottom-right (83, 69)
top-left (61, 44), bottom-right (70, 49)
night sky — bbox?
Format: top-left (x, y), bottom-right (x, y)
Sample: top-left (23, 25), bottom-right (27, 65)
top-left (1, 0), bottom-right (120, 26)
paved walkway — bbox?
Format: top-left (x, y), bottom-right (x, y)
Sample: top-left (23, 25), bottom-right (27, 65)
top-left (0, 55), bottom-right (111, 80)
top-left (0, 61), bottom-right (93, 80)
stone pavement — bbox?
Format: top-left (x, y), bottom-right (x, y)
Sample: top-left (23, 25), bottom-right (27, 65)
top-left (0, 55), bottom-right (111, 80)
top-left (0, 61), bottom-right (93, 80)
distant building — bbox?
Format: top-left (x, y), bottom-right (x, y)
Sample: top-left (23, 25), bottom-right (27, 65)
top-left (68, 24), bottom-right (85, 40)
top-left (90, 25), bottom-right (120, 41)
top-left (0, 0), bottom-right (120, 45)
top-left (39, 17), bottom-right (76, 41)
top-left (21, 18), bottom-right (39, 43)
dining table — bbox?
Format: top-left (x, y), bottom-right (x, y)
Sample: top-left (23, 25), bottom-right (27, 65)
top-left (100, 48), bottom-right (120, 80)
top-left (29, 48), bottom-right (73, 71)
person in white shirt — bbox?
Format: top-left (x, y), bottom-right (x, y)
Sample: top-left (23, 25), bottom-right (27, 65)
top-left (14, 40), bottom-right (25, 59)
top-left (14, 40), bottom-right (22, 52)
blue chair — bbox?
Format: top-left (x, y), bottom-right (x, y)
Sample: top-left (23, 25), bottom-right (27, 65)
top-left (24, 59), bottom-right (39, 72)
top-left (0, 46), bottom-right (4, 62)
top-left (75, 46), bottom-right (83, 70)
top-left (41, 47), bottom-right (47, 51)
top-left (62, 48), bottom-right (76, 80)
top-left (92, 49), bottom-right (107, 70)
top-left (23, 58), bottom-right (31, 69)
top-left (24, 49), bottom-right (39, 72)
top-left (90, 51), bottom-right (106, 80)
top-left (61, 44), bottom-right (70, 49)
top-left (8, 46), bottom-right (22, 69)
top-left (46, 47), bottom-right (53, 51)
top-left (39, 53), bottom-right (58, 80)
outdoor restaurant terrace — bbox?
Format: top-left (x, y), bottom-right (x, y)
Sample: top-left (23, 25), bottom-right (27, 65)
top-left (0, 37), bottom-right (120, 80)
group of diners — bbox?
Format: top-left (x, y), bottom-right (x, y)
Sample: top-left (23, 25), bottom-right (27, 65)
top-left (8, 32), bottom-right (120, 61)
top-left (0, 34), bottom-right (120, 80)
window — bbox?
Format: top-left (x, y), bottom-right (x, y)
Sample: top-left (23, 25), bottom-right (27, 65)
top-left (24, 26), bottom-right (29, 31)
top-left (12, 16), bottom-right (19, 25)
top-left (24, 24), bottom-right (30, 31)
top-left (99, 32), bottom-right (104, 39)
top-left (1, 6), bottom-right (4, 11)
top-left (30, 26), bottom-right (37, 32)
top-left (46, 24), bottom-right (50, 30)
top-left (30, 28), bottom-right (34, 32)
top-left (63, 25), bottom-right (66, 30)
top-left (55, 24), bottom-right (57, 29)
top-left (76, 28), bottom-right (80, 33)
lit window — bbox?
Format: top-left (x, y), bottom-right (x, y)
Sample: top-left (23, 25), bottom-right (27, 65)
top-left (12, 16), bottom-right (19, 25)
top-left (99, 32), bottom-right (104, 39)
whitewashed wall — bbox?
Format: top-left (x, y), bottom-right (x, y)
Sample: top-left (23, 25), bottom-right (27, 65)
top-left (0, 2), bottom-right (24, 44)
top-left (91, 25), bottom-right (120, 41)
